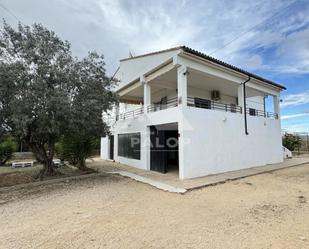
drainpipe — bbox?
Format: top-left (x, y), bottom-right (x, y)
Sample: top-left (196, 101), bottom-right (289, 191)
top-left (242, 76), bottom-right (251, 135)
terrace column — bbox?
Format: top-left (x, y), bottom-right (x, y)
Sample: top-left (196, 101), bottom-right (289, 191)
top-left (141, 76), bottom-right (151, 113)
top-left (177, 65), bottom-right (188, 107)
top-left (114, 103), bottom-right (119, 121)
top-left (177, 65), bottom-right (188, 179)
top-left (237, 84), bottom-right (244, 110)
top-left (273, 95), bottom-right (280, 118)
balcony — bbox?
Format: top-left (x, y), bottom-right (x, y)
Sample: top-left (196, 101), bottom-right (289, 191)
top-left (113, 96), bottom-right (278, 122)
top-left (147, 96), bottom-right (178, 113)
top-left (187, 96), bottom-right (242, 114)
top-left (187, 96), bottom-right (278, 119)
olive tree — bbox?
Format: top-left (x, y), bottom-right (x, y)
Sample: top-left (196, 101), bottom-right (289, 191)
top-left (0, 21), bottom-right (116, 176)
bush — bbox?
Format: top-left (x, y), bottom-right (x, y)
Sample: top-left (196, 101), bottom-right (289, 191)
top-left (56, 134), bottom-right (97, 170)
top-left (0, 135), bottom-right (17, 165)
top-left (55, 141), bottom-right (65, 161)
top-left (282, 133), bottom-right (301, 151)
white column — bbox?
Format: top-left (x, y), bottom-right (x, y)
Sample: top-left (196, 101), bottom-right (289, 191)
top-left (273, 95), bottom-right (280, 118)
top-left (144, 127), bottom-right (151, 170)
top-left (177, 65), bottom-right (188, 107)
top-left (177, 65), bottom-right (188, 179)
top-left (237, 84), bottom-right (244, 109)
top-left (114, 103), bottom-right (119, 120)
top-left (142, 76), bottom-right (151, 113)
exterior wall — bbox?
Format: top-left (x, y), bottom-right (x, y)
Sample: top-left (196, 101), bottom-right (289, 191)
top-left (114, 50), bottom-right (180, 90)
top-left (283, 146), bottom-right (292, 159)
top-left (150, 86), bottom-right (263, 109)
top-left (188, 86), bottom-right (237, 105)
top-left (110, 107), bottom-right (180, 170)
top-left (246, 96), bottom-right (265, 110)
top-left (103, 105), bottom-right (283, 179)
top-left (100, 137), bottom-right (109, 160)
top-left (181, 106), bottom-right (283, 179)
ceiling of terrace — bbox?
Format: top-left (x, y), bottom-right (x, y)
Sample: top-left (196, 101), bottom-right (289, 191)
top-left (118, 66), bottom-right (266, 103)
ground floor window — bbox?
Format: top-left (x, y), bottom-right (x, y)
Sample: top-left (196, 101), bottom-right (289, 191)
top-left (118, 133), bottom-right (141, 160)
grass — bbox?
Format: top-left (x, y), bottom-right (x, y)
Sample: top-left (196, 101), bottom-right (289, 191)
top-left (0, 163), bottom-right (97, 188)
top-left (0, 164), bottom-right (43, 174)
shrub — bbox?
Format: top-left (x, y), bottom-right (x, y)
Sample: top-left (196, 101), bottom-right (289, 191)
top-left (282, 133), bottom-right (301, 151)
top-left (0, 135), bottom-right (17, 165)
top-left (56, 134), bottom-right (97, 170)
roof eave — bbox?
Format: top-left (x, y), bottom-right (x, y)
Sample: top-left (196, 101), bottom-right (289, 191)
top-left (180, 46), bottom-right (286, 91)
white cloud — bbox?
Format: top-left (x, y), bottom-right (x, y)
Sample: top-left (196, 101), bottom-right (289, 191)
top-left (281, 112), bottom-right (309, 120)
top-left (281, 92), bottom-right (309, 108)
top-left (0, 0), bottom-right (308, 75)
top-left (282, 122), bottom-right (309, 133)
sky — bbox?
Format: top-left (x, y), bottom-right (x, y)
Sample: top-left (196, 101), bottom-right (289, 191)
top-left (0, 0), bottom-right (309, 132)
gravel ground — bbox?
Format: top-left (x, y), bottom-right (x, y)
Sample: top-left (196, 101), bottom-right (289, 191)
top-left (0, 164), bottom-right (309, 249)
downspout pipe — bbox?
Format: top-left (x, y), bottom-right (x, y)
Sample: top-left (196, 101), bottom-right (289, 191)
top-left (242, 76), bottom-right (251, 135)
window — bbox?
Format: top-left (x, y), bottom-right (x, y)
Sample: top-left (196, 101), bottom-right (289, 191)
top-left (194, 97), bottom-right (211, 109)
top-left (249, 108), bottom-right (256, 116)
top-left (118, 133), bottom-right (141, 160)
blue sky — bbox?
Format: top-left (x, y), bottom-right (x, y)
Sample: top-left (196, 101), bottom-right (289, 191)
top-left (1, 0), bottom-right (309, 132)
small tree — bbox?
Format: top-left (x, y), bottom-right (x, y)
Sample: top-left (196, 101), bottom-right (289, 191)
top-left (56, 134), bottom-right (97, 170)
top-left (0, 134), bottom-right (17, 165)
top-left (282, 133), bottom-right (301, 151)
top-left (61, 52), bottom-right (117, 170)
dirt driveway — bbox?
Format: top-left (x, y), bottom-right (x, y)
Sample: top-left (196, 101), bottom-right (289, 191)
top-left (0, 164), bottom-right (309, 249)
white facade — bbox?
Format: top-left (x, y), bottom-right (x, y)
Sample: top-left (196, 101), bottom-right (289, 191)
top-left (101, 47), bottom-right (285, 179)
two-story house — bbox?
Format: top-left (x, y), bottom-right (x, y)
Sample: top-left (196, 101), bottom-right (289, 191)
top-left (100, 46), bottom-right (286, 179)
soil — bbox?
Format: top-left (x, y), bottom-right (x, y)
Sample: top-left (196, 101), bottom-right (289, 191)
top-left (0, 164), bottom-right (94, 188)
top-left (0, 164), bottom-right (309, 249)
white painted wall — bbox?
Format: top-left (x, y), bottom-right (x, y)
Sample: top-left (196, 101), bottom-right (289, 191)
top-left (149, 86), bottom-right (264, 110)
top-left (246, 96), bottom-right (265, 110)
top-left (188, 86), bottom-right (237, 105)
top-left (180, 106), bottom-right (283, 179)
top-left (101, 105), bottom-right (283, 179)
top-left (109, 107), bottom-right (180, 170)
top-left (114, 49), bottom-right (181, 90)
top-left (283, 146), bottom-right (292, 159)
top-left (100, 137), bottom-right (109, 160)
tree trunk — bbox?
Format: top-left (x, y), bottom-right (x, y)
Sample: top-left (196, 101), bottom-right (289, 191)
top-left (30, 141), bottom-right (56, 177)
top-left (77, 158), bottom-right (88, 171)
top-left (40, 159), bottom-right (55, 176)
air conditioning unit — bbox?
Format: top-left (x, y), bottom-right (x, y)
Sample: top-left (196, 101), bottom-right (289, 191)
top-left (211, 90), bottom-right (221, 101)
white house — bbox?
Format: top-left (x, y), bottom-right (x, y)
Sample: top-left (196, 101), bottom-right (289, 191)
top-left (101, 46), bottom-right (286, 179)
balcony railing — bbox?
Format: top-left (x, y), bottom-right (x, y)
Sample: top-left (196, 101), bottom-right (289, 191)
top-left (113, 96), bottom-right (278, 122)
top-left (246, 108), bottom-right (279, 119)
top-left (147, 96), bottom-right (178, 113)
top-left (187, 96), bottom-right (242, 114)
top-left (187, 96), bottom-right (278, 119)
top-left (116, 106), bottom-right (144, 121)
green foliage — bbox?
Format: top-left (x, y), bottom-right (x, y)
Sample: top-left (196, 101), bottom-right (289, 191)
top-left (0, 135), bottom-right (17, 165)
top-left (56, 135), bottom-right (97, 170)
top-left (0, 21), bottom-right (117, 176)
top-left (282, 133), bottom-right (301, 151)
top-left (55, 141), bottom-right (65, 161)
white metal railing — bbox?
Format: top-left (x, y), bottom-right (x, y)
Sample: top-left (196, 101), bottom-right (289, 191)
top-left (116, 106), bottom-right (144, 121)
top-left (147, 96), bottom-right (178, 113)
top-left (187, 96), bottom-right (278, 119)
top-left (109, 96), bottom-right (278, 123)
